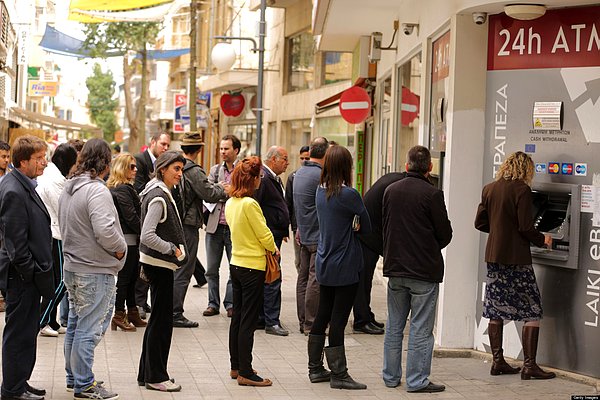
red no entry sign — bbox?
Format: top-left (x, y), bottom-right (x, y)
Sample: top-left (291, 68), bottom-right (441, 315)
top-left (339, 86), bottom-right (371, 124)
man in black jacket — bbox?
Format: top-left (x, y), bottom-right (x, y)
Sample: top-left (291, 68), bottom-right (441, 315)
top-left (134, 131), bottom-right (171, 194)
top-left (174, 132), bottom-right (227, 328)
top-left (353, 171), bottom-right (407, 335)
top-left (382, 145), bottom-right (452, 394)
top-left (254, 146), bottom-right (290, 336)
top-left (0, 135), bottom-right (53, 400)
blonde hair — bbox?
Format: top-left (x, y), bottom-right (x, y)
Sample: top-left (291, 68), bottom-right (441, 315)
top-left (107, 153), bottom-right (135, 188)
top-left (496, 151), bottom-right (534, 185)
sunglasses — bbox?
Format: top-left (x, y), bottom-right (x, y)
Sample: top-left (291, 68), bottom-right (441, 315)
top-left (300, 157), bottom-right (310, 161)
top-left (129, 164), bottom-right (137, 171)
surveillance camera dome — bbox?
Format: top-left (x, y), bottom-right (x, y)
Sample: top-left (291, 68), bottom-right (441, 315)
top-left (473, 12), bottom-right (487, 25)
top-left (401, 23), bottom-right (414, 35)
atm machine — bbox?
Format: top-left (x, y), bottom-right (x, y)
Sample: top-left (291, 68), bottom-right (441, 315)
top-left (529, 183), bottom-right (580, 269)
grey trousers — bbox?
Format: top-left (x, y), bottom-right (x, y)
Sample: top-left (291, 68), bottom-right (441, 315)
top-left (173, 224), bottom-right (199, 317)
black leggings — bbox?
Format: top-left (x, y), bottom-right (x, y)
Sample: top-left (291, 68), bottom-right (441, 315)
top-left (310, 283), bottom-right (359, 347)
top-left (115, 245), bottom-right (140, 312)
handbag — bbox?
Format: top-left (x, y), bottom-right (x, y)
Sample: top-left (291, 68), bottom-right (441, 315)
top-left (265, 251), bottom-right (281, 284)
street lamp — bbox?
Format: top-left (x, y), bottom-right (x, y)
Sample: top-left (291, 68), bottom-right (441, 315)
top-left (210, 0), bottom-right (266, 156)
top-left (210, 42), bottom-right (237, 71)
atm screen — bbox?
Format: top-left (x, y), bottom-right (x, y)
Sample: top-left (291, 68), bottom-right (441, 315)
top-left (536, 209), bottom-right (565, 232)
top-left (531, 192), bottom-right (548, 220)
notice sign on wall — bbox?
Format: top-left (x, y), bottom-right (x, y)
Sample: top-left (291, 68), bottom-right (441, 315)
top-left (533, 101), bottom-right (563, 130)
top-left (28, 81), bottom-right (59, 97)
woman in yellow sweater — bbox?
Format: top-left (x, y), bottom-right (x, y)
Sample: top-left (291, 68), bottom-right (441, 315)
top-left (225, 156), bottom-right (278, 387)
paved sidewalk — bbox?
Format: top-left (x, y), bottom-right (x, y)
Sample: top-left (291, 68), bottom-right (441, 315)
top-left (1, 231), bottom-right (598, 399)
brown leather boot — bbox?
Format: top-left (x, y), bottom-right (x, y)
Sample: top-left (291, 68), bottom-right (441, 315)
top-left (128, 307), bottom-right (148, 327)
top-left (521, 325), bottom-right (556, 380)
top-left (488, 322), bottom-right (520, 375)
top-left (111, 310), bottom-right (136, 331)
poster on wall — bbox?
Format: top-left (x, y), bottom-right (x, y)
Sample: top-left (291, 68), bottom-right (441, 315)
top-left (429, 31), bottom-right (450, 152)
top-left (477, 5), bottom-right (600, 378)
top-left (173, 91), bottom-right (211, 133)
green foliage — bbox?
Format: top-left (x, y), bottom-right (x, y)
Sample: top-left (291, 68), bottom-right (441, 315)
top-left (82, 22), bottom-right (161, 56)
top-left (86, 63), bottom-right (119, 142)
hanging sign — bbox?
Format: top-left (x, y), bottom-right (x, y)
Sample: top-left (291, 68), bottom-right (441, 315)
top-left (220, 93), bottom-right (245, 117)
top-left (18, 28), bottom-right (29, 66)
top-left (339, 86), bottom-right (371, 124)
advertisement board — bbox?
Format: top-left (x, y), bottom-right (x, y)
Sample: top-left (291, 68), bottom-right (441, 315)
top-left (28, 81), bottom-right (59, 97)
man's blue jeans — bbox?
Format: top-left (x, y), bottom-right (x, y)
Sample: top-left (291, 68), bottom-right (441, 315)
top-left (205, 224), bottom-right (233, 310)
top-left (63, 271), bottom-right (116, 393)
top-left (382, 277), bottom-right (439, 391)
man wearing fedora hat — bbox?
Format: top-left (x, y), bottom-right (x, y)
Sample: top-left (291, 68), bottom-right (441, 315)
top-left (174, 131), bottom-right (227, 328)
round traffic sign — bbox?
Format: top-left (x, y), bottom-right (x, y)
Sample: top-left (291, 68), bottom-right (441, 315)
top-left (339, 86), bottom-right (371, 124)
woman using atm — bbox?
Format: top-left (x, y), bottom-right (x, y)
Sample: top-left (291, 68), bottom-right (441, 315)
top-left (475, 151), bottom-right (556, 380)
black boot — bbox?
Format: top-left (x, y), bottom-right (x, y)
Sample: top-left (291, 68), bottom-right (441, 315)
top-left (324, 346), bottom-right (367, 390)
top-left (308, 335), bottom-right (330, 383)
top-left (521, 326), bottom-right (556, 380)
top-left (488, 323), bottom-right (520, 375)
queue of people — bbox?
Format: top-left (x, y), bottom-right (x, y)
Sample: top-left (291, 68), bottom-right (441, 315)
top-left (0, 132), bottom-right (556, 400)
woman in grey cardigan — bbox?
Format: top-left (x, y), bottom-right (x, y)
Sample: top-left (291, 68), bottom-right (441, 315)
top-left (137, 151), bottom-right (187, 392)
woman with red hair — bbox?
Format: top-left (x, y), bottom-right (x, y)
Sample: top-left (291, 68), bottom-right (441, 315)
top-left (225, 156), bottom-right (278, 387)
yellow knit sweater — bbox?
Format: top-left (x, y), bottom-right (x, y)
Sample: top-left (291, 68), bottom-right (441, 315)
top-left (225, 196), bottom-right (276, 270)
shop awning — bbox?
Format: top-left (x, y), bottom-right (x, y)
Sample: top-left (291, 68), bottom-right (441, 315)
top-left (69, 0), bottom-right (186, 23)
top-left (9, 107), bottom-right (103, 136)
top-left (69, 0), bottom-right (172, 11)
top-left (199, 70), bottom-right (258, 93)
top-left (315, 77), bottom-right (370, 114)
top-left (39, 25), bottom-right (189, 59)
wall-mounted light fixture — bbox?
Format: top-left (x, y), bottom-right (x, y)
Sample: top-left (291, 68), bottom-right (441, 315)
top-left (504, 4), bottom-right (546, 20)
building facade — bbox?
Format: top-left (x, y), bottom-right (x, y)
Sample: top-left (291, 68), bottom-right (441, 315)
top-left (314, 0), bottom-right (600, 379)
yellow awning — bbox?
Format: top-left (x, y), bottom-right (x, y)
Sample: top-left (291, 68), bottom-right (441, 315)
top-left (69, 0), bottom-right (172, 11)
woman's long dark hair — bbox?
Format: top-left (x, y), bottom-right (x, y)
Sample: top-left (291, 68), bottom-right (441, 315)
top-left (320, 145), bottom-right (353, 199)
top-left (70, 138), bottom-right (112, 179)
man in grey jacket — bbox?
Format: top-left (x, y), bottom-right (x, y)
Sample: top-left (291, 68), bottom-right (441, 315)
top-left (59, 139), bottom-right (127, 400)
top-left (203, 134), bottom-right (240, 317)
top-left (293, 137), bottom-right (329, 334)
top-left (173, 132), bottom-right (227, 327)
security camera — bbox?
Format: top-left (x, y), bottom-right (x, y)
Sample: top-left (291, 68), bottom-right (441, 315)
top-left (369, 32), bottom-right (382, 63)
top-left (401, 23), bottom-right (418, 35)
top-left (472, 12), bottom-right (487, 25)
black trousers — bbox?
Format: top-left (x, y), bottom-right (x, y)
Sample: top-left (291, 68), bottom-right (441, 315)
top-left (311, 283), bottom-right (359, 347)
top-left (135, 276), bottom-right (150, 309)
top-left (352, 243), bottom-right (379, 328)
top-left (40, 238), bottom-right (67, 330)
top-left (115, 245), bottom-right (140, 312)
top-left (229, 265), bottom-right (264, 377)
top-left (173, 225), bottom-right (199, 316)
top-left (2, 271), bottom-right (40, 397)
top-left (138, 264), bottom-right (174, 384)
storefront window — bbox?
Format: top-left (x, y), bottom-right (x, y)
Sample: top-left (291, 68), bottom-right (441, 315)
top-left (282, 119), bottom-right (311, 171)
top-left (230, 123), bottom-right (255, 158)
top-left (396, 53), bottom-right (422, 162)
top-left (316, 116), bottom-right (352, 147)
top-left (287, 31), bottom-right (315, 92)
top-left (321, 52), bottom-right (352, 85)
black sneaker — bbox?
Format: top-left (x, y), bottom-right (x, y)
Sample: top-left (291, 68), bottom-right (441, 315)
top-left (74, 383), bottom-right (118, 399)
